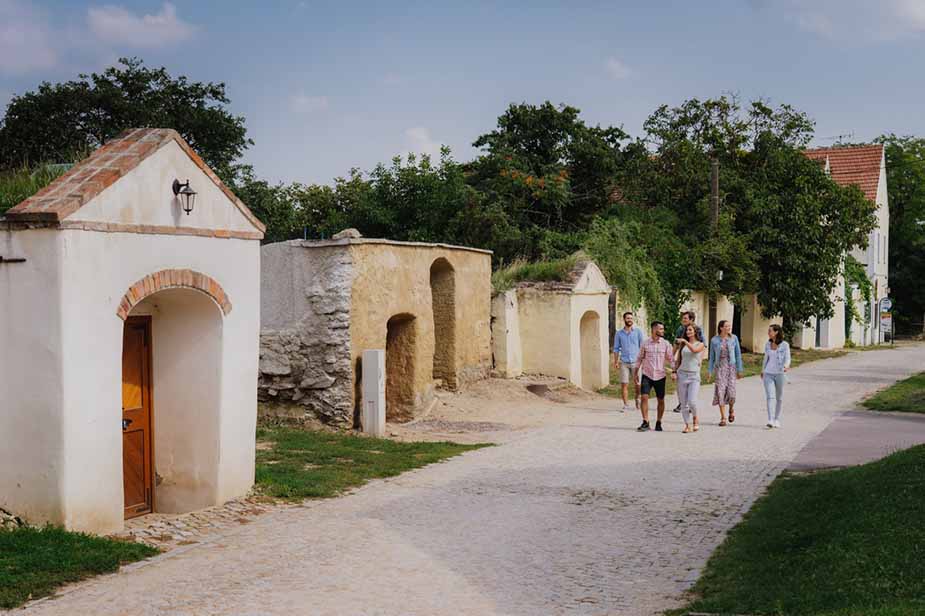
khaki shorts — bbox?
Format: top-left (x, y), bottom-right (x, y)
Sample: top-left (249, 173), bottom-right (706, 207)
top-left (619, 362), bottom-right (638, 384)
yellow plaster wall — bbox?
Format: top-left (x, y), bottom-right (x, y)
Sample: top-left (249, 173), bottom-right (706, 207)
top-left (348, 242), bottom-right (492, 419)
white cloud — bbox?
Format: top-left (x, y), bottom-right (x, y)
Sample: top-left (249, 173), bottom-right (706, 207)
top-left (403, 127), bottom-right (442, 159)
top-left (0, 0), bottom-right (57, 74)
top-left (775, 0), bottom-right (925, 40)
top-left (605, 57), bottom-right (631, 80)
top-left (289, 94), bottom-right (329, 113)
top-left (87, 2), bottom-right (195, 49)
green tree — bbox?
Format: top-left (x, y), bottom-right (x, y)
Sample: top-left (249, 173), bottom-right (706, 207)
top-left (876, 134), bottom-right (925, 333)
top-left (624, 96), bottom-right (874, 331)
top-left (466, 102), bottom-right (630, 263)
top-left (0, 58), bottom-right (250, 178)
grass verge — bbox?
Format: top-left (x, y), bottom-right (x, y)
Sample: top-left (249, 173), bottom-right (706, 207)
top-left (600, 348), bottom-right (846, 398)
top-left (255, 427), bottom-right (490, 499)
top-left (0, 526), bottom-right (158, 609)
top-left (863, 372), bottom-right (925, 413)
top-left (671, 444), bottom-right (925, 616)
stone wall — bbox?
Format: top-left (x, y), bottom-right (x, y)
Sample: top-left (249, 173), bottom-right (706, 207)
top-left (260, 238), bottom-right (492, 426)
top-left (259, 243), bottom-right (354, 426)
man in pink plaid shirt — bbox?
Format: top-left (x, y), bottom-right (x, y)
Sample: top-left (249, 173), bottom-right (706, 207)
top-left (636, 321), bottom-right (676, 432)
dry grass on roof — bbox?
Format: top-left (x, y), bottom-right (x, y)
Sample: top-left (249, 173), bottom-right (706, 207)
top-left (0, 165), bottom-right (70, 216)
top-left (491, 255), bottom-right (580, 293)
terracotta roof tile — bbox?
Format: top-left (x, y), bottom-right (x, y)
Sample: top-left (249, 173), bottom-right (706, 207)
top-left (4, 128), bottom-right (266, 234)
top-left (804, 144), bottom-right (883, 203)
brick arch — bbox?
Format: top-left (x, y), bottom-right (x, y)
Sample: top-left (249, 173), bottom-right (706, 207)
top-left (116, 269), bottom-right (232, 320)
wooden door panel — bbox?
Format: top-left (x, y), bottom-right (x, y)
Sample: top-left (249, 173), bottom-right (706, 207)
top-left (122, 317), bottom-right (153, 519)
top-left (123, 430), bottom-right (147, 510)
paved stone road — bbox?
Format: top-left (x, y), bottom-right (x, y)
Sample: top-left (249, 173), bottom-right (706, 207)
top-left (14, 345), bottom-right (925, 616)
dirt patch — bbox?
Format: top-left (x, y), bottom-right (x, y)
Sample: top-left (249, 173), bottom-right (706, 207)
top-left (386, 376), bottom-right (613, 443)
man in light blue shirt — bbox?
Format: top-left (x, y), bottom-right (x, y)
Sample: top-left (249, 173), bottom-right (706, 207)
top-left (612, 311), bottom-right (644, 412)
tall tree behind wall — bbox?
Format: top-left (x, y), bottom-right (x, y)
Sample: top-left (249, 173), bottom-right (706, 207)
top-left (877, 134), bottom-right (925, 334)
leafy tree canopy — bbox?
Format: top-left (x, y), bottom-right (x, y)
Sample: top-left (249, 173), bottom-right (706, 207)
top-left (877, 134), bottom-right (925, 332)
top-left (0, 58), bottom-right (250, 178)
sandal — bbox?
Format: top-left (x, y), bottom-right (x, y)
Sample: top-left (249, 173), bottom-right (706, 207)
top-left (719, 419), bottom-right (727, 427)
top-left (728, 410), bottom-right (735, 423)
top-left (682, 425), bottom-right (692, 434)
top-left (693, 422), bottom-right (700, 432)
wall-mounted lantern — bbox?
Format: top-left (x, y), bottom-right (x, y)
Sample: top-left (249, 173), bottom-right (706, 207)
top-left (172, 179), bottom-right (197, 215)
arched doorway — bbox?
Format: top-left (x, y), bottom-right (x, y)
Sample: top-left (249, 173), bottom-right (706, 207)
top-left (386, 314), bottom-right (417, 422)
top-left (430, 258), bottom-right (457, 390)
top-left (579, 310), bottom-right (603, 390)
top-left (123, 287), bottom-right (224, 517)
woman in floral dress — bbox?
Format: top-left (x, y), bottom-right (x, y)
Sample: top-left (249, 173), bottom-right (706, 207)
top-left (708, 320), bottom-right (744, 426)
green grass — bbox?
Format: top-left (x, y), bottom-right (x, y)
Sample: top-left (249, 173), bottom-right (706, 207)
top-left (0, 526), bottom-right (158, 609)
top-left (600, 348), bottom-right (846, 397)
top-left (255, 427), bottom-right (490, 499)
top-left (0, 165), bottom-right (69, 215)
top-left (863, 372), bottom-right (925, 413)
top-left (491, 256), bottom-right (578, 292)
top-left (672, 445), bottom-right (925, 616)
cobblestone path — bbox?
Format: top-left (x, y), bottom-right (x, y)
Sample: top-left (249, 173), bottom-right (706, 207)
top-left (14, 345), bottom-right (925, 616)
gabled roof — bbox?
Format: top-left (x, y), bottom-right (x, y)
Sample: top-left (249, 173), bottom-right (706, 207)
top-left (4, 128), bottom-right (265, 233)
top-left (803, 144), bottom-right (884, 203)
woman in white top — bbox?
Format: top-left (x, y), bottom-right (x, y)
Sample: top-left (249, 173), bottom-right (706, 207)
top-left (675, 324), bottom-right (706, 434)
top-left (761, 324), bottom-right (791, 429)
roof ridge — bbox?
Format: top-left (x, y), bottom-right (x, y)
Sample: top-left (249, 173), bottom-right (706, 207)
top-left (4, 128), bottom-right (266, 234)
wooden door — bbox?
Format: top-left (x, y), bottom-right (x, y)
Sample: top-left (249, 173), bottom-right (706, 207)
top-left (122, 316), bottom-right (153, 519)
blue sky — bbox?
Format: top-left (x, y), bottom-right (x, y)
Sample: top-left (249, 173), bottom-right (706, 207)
top-left (3, 1), bottom-right (925, 184)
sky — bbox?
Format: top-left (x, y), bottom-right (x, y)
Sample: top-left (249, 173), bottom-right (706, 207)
top-left (3, 0), bottom-right (925, 185)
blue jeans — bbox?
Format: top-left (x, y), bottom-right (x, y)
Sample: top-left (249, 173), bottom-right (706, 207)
top-left (763, 372), bottom-right (786, 424)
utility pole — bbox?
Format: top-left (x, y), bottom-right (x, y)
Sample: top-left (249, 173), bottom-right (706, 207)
top-left (709, 157), bottom-right (720, 338)
top-left (710, 157), bottom-right (720, 232)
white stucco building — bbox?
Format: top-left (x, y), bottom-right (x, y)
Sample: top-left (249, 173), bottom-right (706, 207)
top-left (805, 145), bottom-right (890, 346)
top-left (0, 128), bottom-right (264, 534)
top-left (491, 259), bottom-right (610, 390)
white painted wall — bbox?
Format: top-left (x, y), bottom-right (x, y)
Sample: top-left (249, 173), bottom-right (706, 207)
top-left (0, 229), bottom-right (66, 526)
top-left (490, 290), bottom-right (523, 378)
top-left (133, 289), bottom-right (224, 513)
top-left (53, 230), bottom-right (259, 533)
top-left (73, 140), bottom-right (256, 234)
top-left (571, 294), bottom-right (609, 390)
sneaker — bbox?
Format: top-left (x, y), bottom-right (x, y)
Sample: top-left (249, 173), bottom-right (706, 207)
top-left (622, 404), bottom-right (633, 413)
top-left (637, 421), bottom-right (650, 432)
top-left (672, 404), bottom-right (681, 413)
top-left (774, 420), bottom-right (782, 428)
top-left (766, 422), bottom-right (774, 429)
top-left (654, 421), bottom-right (663, 432)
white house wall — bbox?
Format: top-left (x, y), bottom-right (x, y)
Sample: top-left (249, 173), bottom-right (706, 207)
top-left (56, 230), bottom-right (259, 533)
top-left (70, 140), bottom-right (256, 234)
top-left (0, 229), bottom-right (67, 525)
top-left (570, 293), bottom-right (609, 390)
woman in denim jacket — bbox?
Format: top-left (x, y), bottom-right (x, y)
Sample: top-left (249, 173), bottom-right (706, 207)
top-left (707, 320), bottom-right (744, 426)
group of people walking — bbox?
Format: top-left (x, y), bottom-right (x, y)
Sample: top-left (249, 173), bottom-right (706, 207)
top-left (612, 310), bottom-right (791, 433)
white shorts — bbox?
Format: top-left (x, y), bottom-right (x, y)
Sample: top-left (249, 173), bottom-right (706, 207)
top-left (619, 362), bottom-right (638, 384)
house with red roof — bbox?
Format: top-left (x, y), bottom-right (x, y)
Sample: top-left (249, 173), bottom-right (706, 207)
top-left (740, 144), bottom-right (889, 351)
top-left (806, 144), bottom-right (889, 347)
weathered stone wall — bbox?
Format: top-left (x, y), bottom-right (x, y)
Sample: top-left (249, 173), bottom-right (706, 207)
top-left (259, 242), bottom-right (354, 425)
top-left (260, 238), bottom-right (492, 426)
